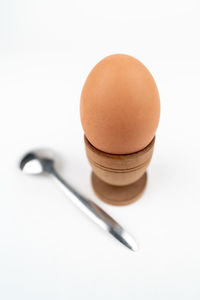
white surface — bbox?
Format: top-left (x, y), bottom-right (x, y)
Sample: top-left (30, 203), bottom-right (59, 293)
top-left (0, 1), bottom-right (200, 299)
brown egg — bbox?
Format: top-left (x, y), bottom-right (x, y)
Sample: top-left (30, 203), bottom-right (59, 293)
top-left (80, 54), bottom-right (160, 154)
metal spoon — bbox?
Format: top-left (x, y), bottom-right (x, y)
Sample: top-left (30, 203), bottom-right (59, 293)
top-left (19, 150), bottom-right (138, 251)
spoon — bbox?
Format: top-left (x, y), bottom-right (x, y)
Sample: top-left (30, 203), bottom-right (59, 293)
top-left (19, 150), bottom-right (138, 251)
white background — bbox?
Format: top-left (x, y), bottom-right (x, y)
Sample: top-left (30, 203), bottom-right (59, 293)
top-left (0, 1), bottom-right (200, 299)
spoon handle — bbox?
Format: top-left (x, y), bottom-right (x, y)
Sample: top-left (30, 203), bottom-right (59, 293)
top-left (51, 168), bottom-right (138, 251)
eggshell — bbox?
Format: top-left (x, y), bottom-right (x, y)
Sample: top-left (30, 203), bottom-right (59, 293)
top-left (80, 54), bottom-right (160, 154)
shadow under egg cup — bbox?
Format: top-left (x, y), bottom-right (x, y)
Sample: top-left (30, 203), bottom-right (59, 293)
top-left (84, 135), bottom-right (155, 206)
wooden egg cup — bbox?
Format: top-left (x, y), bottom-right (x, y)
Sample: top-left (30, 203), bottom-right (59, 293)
top-left (84, 136), bottom-right (155, 206)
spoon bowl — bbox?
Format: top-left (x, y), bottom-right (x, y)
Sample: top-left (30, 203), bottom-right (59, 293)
top-left (19, 150), bottom-right (54, 175)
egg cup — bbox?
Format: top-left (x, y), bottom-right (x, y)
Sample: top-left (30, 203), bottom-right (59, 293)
top-left (84, 135), bottom-right (155, 206)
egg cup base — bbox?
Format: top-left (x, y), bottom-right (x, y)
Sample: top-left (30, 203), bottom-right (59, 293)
top-left (91, 171), bottom-right (147, 206)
